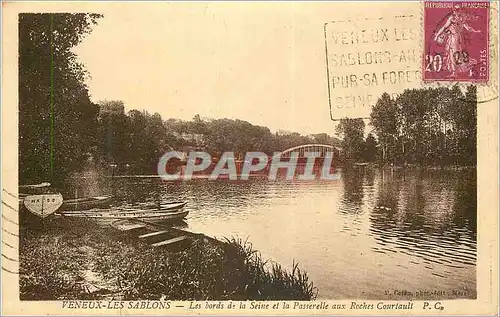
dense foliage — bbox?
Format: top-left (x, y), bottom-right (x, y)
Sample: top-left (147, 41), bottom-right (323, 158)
top-left (370, 86), bottom-right (477, 166)
top-left (19, 13), bottom-right (102, 186)
top-left (95, 107), bottom-right (341, 175)
top-left (334, 86), bottom-right (477, 166)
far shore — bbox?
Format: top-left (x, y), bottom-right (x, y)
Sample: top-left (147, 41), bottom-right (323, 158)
top-left (69, 163), bottom-right (476, 179)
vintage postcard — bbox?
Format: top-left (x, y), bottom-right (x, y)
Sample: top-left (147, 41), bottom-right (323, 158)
top-left (1, 1), bottom-right (498, 316)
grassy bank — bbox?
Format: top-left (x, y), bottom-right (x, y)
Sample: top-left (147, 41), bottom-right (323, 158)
top-left (20, 216), bottom-right (316, 300)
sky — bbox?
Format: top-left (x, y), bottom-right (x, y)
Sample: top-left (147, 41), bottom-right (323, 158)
top-left (73, 2), bottom-right (421, 135)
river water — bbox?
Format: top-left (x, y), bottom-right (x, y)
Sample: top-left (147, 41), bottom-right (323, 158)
top-left (86, 167), bottom-right (476, 299)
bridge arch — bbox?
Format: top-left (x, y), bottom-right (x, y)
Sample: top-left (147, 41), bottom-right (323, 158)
top-left (272, 144), bottom-right (342, 160)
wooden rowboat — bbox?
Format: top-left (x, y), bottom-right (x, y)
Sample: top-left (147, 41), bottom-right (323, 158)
top-left (116, 201), bottom-right (187, 212)
top-left (59, 209), bottom-right (189, 224)
top-left (58, 202), bottom-right (189, 224)
top-left (23, 194), bottom-right (64, 218)
top-left (19, 183), bottom-right (64, 218)
top-left (60, 195), bottom-right (113, 211)
top-left (19, 182), bottom-right (51, 190)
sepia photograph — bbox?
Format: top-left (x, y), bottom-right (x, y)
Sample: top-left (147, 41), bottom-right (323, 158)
top-left (1, 1), bottom-right (498, 315)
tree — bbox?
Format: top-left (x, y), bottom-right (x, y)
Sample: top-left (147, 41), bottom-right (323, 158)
top-left (464, 85), bottom-right (477, 166)
top-left (370, 93), bottom-right (398, 163)
top-left (310, 133), bottom-right (341, 146)
top-left (96, 100), bottom-right (129, 169)
top-left (19, 13), bottom-right (102, 185)
top-left (369, 86), bottom-right (477, 167)
top-left (396, 89), bottom-right (429, 166)
top-left (363, 133), bottom-right (378, 162)
top-left (335, 118), bottom-right (365, 162)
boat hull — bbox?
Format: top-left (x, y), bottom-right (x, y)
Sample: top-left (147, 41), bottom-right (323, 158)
top-left (137, 210), bottom-right (189, 223)
top-left (60, 195), bottom-right (113, 211)
top-left (117, 201), bottom-right (187, 212)
top-left (59, 205), bottom-right (189, 225)
top-left (23, 194), bottom-right (64, 218)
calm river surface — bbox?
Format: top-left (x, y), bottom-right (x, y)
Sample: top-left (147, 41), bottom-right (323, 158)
top-left (88, 168), bottom-right (477, 299)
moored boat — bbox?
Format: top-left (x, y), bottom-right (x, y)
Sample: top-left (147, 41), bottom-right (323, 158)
top-left (19, 182), bottom-right (52, 202)
top-left (58, 201), bottom-right (189, 224)
top-left (117, 201), bottom-right (187, 212)
top-left (19, 182), bottom-right (52, 190)
top-left (19, 182), bottom-right (64, 218)
top-left (59, 208), bottom-right (189, 224)
top-left (23, 194), bottom-right (64, 218)
top-left (60, 195), bottom-right (113, 211)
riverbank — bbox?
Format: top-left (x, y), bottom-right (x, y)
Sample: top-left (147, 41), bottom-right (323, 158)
top-left (19, 217), bottom-right (317, 300)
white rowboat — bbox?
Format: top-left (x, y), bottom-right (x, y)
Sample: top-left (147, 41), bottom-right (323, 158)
top-left (23, 194), bottom-right (64, 218)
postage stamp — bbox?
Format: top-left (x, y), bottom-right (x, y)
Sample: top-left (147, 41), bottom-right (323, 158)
top-left (423, 1), bottom-right (490, 82)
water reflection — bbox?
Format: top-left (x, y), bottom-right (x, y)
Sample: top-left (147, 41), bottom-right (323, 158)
top-left (340, 167), bottom-right (365, 213)
top-left (69, 168), bottom-right (476, 299)
top-left (368, 168), bottom-right (476, 277)
top-left (452, 169), bottom-right (477, 237)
